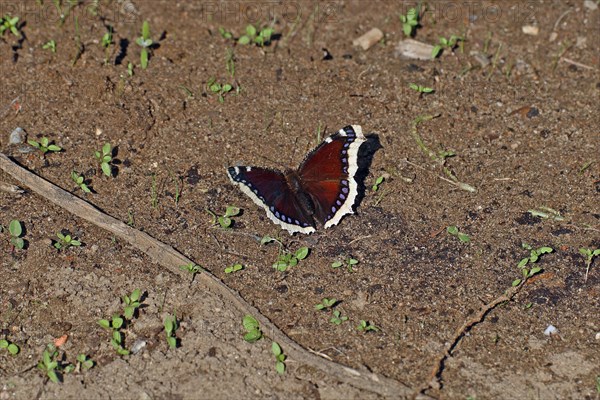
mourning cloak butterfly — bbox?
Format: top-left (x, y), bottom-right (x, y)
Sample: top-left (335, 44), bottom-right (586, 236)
top-left (227, 125), bottom-right (366, 234)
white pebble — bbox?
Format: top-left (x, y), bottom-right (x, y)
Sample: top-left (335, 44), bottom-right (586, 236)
top-left (544, 325), bottom-right (558, 336)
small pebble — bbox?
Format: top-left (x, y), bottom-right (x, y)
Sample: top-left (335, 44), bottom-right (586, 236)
top-left (9, 127), bottom-right (26, 144)
top-left (130, 339), bottom-right (147, 354)
top-left (595, 332), bottom-right (600, 340)
top-left (544, 325), bottom-right (558, 336)
top-left (353, 28), bottom-right (383, 51)
top-left (395, 39), bottom-right (434, 60)
top-left (522, 25), bottom-right (539, 35)
top-left (584, 0), bottom-right (598, 10)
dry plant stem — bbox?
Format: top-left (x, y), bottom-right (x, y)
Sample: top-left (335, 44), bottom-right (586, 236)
top-left (414, 280), bottom-right (527, 398)
top-left (410, 115), bottom-right (477, 193)
top-left (0, 152), bottom-right (417, 399)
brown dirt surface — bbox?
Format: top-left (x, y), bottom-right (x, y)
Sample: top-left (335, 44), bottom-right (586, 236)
top-left (1, 1), bottom-right (599, 399)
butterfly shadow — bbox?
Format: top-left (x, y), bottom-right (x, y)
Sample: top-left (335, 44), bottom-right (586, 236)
top-left (354, 133), bottom-right (382, 209)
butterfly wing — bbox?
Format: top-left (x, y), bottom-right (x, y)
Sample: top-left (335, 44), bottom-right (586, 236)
top-left (297, 125), bottom-right (365, 228)
top-left (227, 166), bottom-right (316, 234)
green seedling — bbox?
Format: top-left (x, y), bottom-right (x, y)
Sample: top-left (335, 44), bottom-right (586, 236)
top-left (331, 257), bottom-right (359, 272)
top-left (330, 310), bottom-right (348, 325)
top-left (135, 20), bottom-right (153, 69)
top-left (409, 83), bottom-right (434, 94)
top-left (28, 137), bottom-right (62, 154)
top-left (122, 288), bottom-right (142, 320)
top-left (0, 15), bottom-right (20, 37)
top-left (273, 246), bottom-right (309, 272)
top-left (94, 142), bottom-right (113, 177)
top-left (218, 27), bottom-right (233, 39)
top-left (54, 231), bottom-right (82, 250)
top-left (260, 235), bottom-right (283, 246)
top-left (242, 315), bottom-right (262, 343)
top-left (596, 376), bottom-right (600, 394)
top-left (8, 219), bottom-right (25, 250)
top-left (37, 344), bottom-right (60, 383)
top-left (127, 62), bottom-right (134, 76)
top-left (579, 247), bottom-right (600, 282)
top-left (315, 298), bottom-right (337, 311)
top-left (271, 341), bottom-right (286, 374)
top-left (43, 39), bottom-right (57, 53)
top-left (372, 175), bottom-right (385, 191)
top-left (75, 354), bottom-right (94, 370)
top-left (206, 206), bottom-right (240, 228)
top-left (432, 35), bottom-right (464, 58)
top-left (207, 77), bottom-right (233, 103)
top-left (527, 206), bottom-right (564, 221)
top-left (447, 226), bottom-right (470, 243)
top-left (224, 263), bottom-right (244, 274)
top-left (64, 354), bottom-right (94, 373)
top-left (512, 243), bottom-right (553, 286)
top-left (0, 339), bottom-right (20, 355)
top-left (357, 320), bottom-right (379, 332)
top-left (71, 171), bottom-right (91, 193)
top-left (399, 7), bottom-right (419, 37)
top-left (164, 313), bottom-right (178, 349)
top-left (238, 24), bottom-right (274, 47)
top-left (179, 262), bottom-right (203, 283)
top-left (98, 315), bottom-right (129, 355)
top-left (101, 26), bottom-right (113, 64)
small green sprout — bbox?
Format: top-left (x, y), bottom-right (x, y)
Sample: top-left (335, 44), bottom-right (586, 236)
top-left (238, 24), bottom-right (274, 47)
top-left (98, 315), bottom-right (129, 355)
top-left (579, 247), bottom-right (600, 282)
top-left (43, 39), bottom-right (57, 53)
top-left (330, 310), bottom-right (348, 325)
top-left (75, 354), bottom-right (94, 370)
top-left (0, 15), bottom-right (20, 37)
top-left (28, 137), bottom-right (62, 154)
top-left (54, 231), bottom-right (82, 250)
top-left (135, 20), bottom-right (153, 69)
top-left (37, 344), bottom-right (60, 383)
top-left (242, 315), bottom-right (262, 343)
top-left (447, 226), bottom-right (471, 243)
top-left (432, 35), bottom-right (464, 58)
top-left (206, 206), bottom-right (240, 228)
top-left (399, 7), bottom-right (419, 37)
top-left (372, 175), bottom-right (385, 191)
top-left (122, 289), bottom-right (142, 320)
top-left (218, 27), bottom-right (233, 39)
top-left (0, 339), bottom-right (20, 355)
top-left (512, 243), bottom-right (553, 286)
top-left (315, 298), bottom-right (337, 311)
top-left (273, 246), bottom-right (309, 272)
top-left (357, 320), bottom-right (379, 332)
top-left (409, 83), bottom-right (434, 94)
top-left (224, 263), bottom-right (244, 274)
top-left (8, 219), bottom-right (25, 250)
top-left (71, 171), bottom-right (91, 193)
top-left (101, 26), bottom-right (113, 64)
top-left (164, 313), bottom-right (178, 349)
top-left (260, 235), bottom-right (282, 246)
top-left (94, 142), bottom-right (113, 177)
top-left (127, 62), bottom-right (134, 76)
top-left (207, 77), bottom-right (233, 103)
top-left (271, 342), bottom-right (286, 374)
top-left (596, 376), bottom-right (600, 394)
top-left (331, 257), bottom-right (359, 272)
top-left (179, 262), bottom-right (203, 283)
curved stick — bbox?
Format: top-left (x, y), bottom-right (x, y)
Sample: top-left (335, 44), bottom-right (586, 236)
top-left (0, 153), bottom-right (419, 399)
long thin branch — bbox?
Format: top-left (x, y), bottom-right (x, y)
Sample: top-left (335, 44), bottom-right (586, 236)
top-left (0, 152), bottom-right (419, 399)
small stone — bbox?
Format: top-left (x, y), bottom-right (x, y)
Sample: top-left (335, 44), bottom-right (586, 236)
top-left (544, 325), bottom-right (558, 336)
top-left (395, 39), bottom-right (435, 60)
top-left (353, 28), bottom-right (383, 51)
top-left (9, 127), bottom-right (26, 144)
top-left (522, 25), bottom-right (539, 35)
top-left (584, 0), bottom-right (598, 10)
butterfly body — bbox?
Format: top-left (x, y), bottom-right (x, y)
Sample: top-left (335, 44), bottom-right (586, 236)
top-left (228, 125), bottom-right (365, 234)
